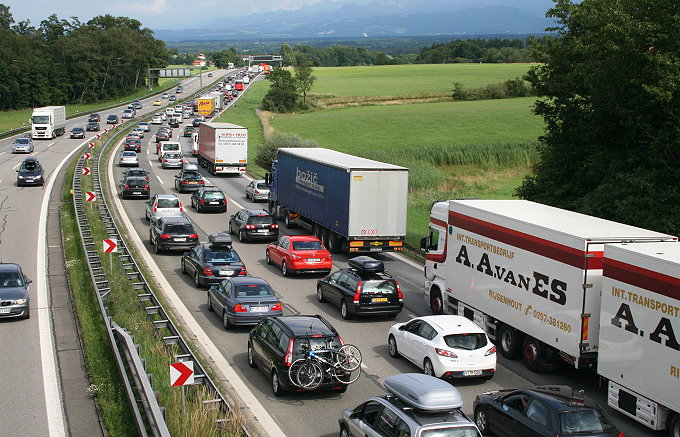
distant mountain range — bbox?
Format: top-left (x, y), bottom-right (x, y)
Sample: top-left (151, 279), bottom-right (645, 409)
top-left (154, 0), bottom-right (556, 41)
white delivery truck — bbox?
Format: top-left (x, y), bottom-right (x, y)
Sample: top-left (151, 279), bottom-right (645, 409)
top-left (243, 76), bottom-right (250, 84)
top-left (197, 122), bottom-right (247, 175)
top-left (599, 242), bottom-right (680, 434)
top-left (208, 91), bottom-right (223, 110)
top-left (31, 106), bottom-right (66, 139)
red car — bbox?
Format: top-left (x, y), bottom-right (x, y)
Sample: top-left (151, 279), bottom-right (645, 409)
top-left (265, 235), bottom-right (332, 276)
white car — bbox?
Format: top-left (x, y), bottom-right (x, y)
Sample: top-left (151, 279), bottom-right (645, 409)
top-left (388, 315), bottom-right (496, 380)
top-left (138, 122), bottom-right (150, 132)
top-left (151, 116), bottom-right (162, 125)
top-left (165, 108), bottom-right (175, 117)
top-left (131, 127), bottom-right (145, 138)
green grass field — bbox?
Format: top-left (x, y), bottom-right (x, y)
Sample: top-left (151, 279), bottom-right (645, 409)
top-left (310, 64), bottom-right (534, 97)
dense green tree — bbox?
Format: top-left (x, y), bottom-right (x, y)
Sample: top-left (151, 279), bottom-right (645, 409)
top-left (516, 0), bottom-right (680, 235)
top-left (294, 63), bottom-right (316, 108)
top-left (261, 67), bottom-right (298, 113)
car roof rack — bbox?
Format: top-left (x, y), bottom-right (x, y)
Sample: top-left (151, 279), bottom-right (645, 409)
top-left (384, 373), bottom-right (464, 411)
top-left (348, 256), bottom-right (384, 273)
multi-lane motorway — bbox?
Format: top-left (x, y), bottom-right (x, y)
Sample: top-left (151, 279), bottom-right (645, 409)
top-left (0, 68), bottom-right (660, 437)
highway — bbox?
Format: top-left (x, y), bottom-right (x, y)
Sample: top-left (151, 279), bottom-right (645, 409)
top-left (0, 70), bottom-right (222, 437)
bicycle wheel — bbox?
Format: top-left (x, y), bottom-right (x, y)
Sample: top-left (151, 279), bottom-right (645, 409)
top-left (336, 344), bottom-right (362, 372)
top-left (332, 367), bottom-right (361, 385)
top-left (295, 361), bottom-right (324, 390)
top-left (288, 359), bottom-right (306, 388)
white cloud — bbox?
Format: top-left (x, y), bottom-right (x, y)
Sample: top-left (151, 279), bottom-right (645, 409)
top-left (119, 0), bottom-right (169, 15)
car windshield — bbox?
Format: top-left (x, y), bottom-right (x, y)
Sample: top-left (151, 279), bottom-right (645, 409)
top-left (204, 191), bottom-right (224, 200)
top-left (361, 279), bottom-right (397, 295)
top-left (293, 241), bottom-right (323, 251)
top-left (559, 409), bottom-right (616, 433)
top-left (248, 215), bottom-right (274, 225)
top-left (72, 128), bottom-right (84, 132)
top-left (421, 426), bottom-right (481, 437)
top-left (205, 250), bottom-right (239, 264)
top-left (31, 116), bottom-right (49, 124)
top-left (156, 198), bottom-right (179, 208)
top-left (0, 272), bottom-right (23, 287)
top-left (163, 224), bottom-right (194, 234)
top-left (15, 138), bottom-right (30, 145)
top-left (235, 284), bottom-right (274, 298)
top-left (443, 333), bottom-right (488, 350)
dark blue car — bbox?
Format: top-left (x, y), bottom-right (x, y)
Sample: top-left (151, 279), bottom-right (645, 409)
top-left (0, 263), bottom-right (32, 319)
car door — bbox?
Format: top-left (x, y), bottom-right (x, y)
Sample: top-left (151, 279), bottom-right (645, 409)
top-left (411, 322), bottom-right (438, 368)
top-left (346, 401), bottom-right (384, 437)
top-left (185, 246), bottom-right (201, 276)
top-left (275, 237), bottom-right (289, 267)
top-left (324, 271), bottom-right (347, 305)
top-left (398, 319), bottom-right (423, 362)
top-left (251, 319), bottom-right (272, 369)
top-left (212, 281), bottom-right (229, 314)
top-left (488, 392), bottom-right (534, 437)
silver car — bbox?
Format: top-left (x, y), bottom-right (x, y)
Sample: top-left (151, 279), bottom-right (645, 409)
top-left (131, 127), bottom-right (145, 138)
top-left (145, 193), bottom-right (185, 224)
top-left (12, 137), bottom-right (34, 154)
top-left (245, 180), bottom-right (270, 202)
top-left (138, 122), bottom-right (150, 132)
top-left (118, 151), bottom-right (140, 167)
top-left (161, 151), bottom-right (184, 169)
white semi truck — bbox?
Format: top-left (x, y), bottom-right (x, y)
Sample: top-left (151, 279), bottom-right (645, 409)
top-left (31, 106), bottom-right (66, 139)
top-left (197, 122), bottom-right (247, 175)
top-left (421, 199), bottom-right (680, 435)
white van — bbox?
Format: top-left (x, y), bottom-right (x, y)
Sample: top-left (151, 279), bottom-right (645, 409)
top-left (157, 141), bottom-right (181, 159)
top-left (165, 108), bottom-right (175, 117)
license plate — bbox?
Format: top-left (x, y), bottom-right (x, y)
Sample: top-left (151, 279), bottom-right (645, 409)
top-left (257, 229), bottom-right (268, 233)
top-left (369, 247), bottom-right (383, 252)
top-left (463, 370), bottom-right (483, 376)
top-left (0, 308), bottom-right (10, 314)
top-left (251, 306), bottom-right (268, 312)
top-left (175, 238), bottom-right (186, 242)
top-left (307, 258), bottom-right (320, 263)
top-left (133, 192), bottom-right (141, 195)
top-left (372, 297), bottom-right (388, 302)
top-left (188, 181), bottom-right (197, 184)
top-left (219, 270), bottom-right (234, 276)
top-left (210, 202), bottom-right (219, 205)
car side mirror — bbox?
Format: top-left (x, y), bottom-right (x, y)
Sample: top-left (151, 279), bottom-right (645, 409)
top-left (348, 412), bottom-right (359, 420)
top-left (209, 285), bottom-right (217, 292)
top-left (25, 279), bottom-right (33, 284)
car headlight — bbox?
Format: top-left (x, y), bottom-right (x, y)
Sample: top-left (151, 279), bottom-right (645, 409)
top-left (14, 298), bottom-right (28, 305)
top-left (18, 176), bottom-right (24, 179)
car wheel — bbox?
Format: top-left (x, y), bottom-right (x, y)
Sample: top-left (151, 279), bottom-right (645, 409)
top-left (223, 311), bottom-right (233, 330)
top-left (423, 358), bottom-right (435, 376)
top-left (339, 425), bottom-right (351, 437)
top-left (498, 324), bottom-right (522, 359)
top-left (340, 300), bottom-right (351, 320)
top-left (194, 271), bottom-right (201, 288)
top-left (271, 370), bottom-right (284, 397)
top-left (281, 261), bottom-right (289, 277)
top-left (388, 335), bottom-right (400, 358)
top-left (181, 258), bottom-right (186, 274)
top-left (155, 240), bottom-right (161, 254)
top-left (207, 293), bottom-right (213, 312)
top-left (668, 415), bottom-right (680, 437)
top-left (475, 408), bottom-right (490, 435)
top-left (197, 203), bottom-right (202, 213)
top-left (247, 343), bottom-right (257, 368)
top-left (522, 336), bottom-right (542, 372)
top-left (145, 210), bottom-right (150, 221)
top-left (316, 285), bottom-right (326, 303)
top-left (265, 250), bottom-right (271, 265)
top-left (239, 230), bottom-right (246, 243)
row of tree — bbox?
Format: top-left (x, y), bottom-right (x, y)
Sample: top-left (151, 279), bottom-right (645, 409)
top-left (0, 5), bottom-right (169, 111)
top-left (414, 38), bottom-right (533, 63)
top-left (279, 44), bottom-right (414, 67)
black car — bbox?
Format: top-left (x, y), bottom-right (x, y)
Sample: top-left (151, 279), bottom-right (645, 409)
top-left (191, 186), bottom-right (227, 213)
top-left (0, 263), bottom-right (32, 319)
top-left (120, 176), bottom-right (150, 199)
top-left (209, 276), bottom-right (282, 330)
top-left (228, 209), bottom-right (279, 242)
top-left (16, 157), bottom-right (45, 186)
top-left (169, 94), bottom-right (176, 101)
top-left (192, 118), bottom-right (204, 127)
top-left (316, 256), bottom-right (403, 320)
top-left (473, 386), bottom-right (622, 437)
top-left (124, 138), bottom-right (141, 152)
top-left (182, 126), bottom-right (195, 137)
top-left (248, 315), bottom-right (348, 396)
top-left (168, 117), bottom-right (180, 128)
top-left (107, 114), bottom-right (119, 125)
top-left (181, 234), bottom-right (246, 287)
top-left (149, 216), bottom-right (199, 254)
top-left (155, 130), bottom-right (170, 143)
top-left (88, 113), bottom-right (101, 122)
top-left (174, 165), bottom-right (204, 193)
top-left (70, 127), bottom-right (86, 139)
top-left (121, 167), bottom-right (149, 181)
top-left (86, 122), bottom-right (100, 131)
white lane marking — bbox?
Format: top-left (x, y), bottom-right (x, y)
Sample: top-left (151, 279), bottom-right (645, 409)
top-left (0, 151), bottom-right (5, 156)
top-left (156, 175), bottom-right (164, 185)
top-left (38, 135), bottom-right (81, 437)
top-left (12, 162), bottom-right (21, 169)
top-left (387, 251), bottom-right (423, 270)
top-left (360, 362), bottom-right (369, 370)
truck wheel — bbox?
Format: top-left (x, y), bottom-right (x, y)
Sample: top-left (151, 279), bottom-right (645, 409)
top-left (522, 336), bottom-right (543, 372)
top-left (312, 224), bottom-right (323, 240)
top-left (498, 324), bottom-right (522, 359)
top-left (668, 414), bottom-right (680, 437)
top-left (268, 201), bottom-right (276, 216)
top-left (328, 233), bottom-right (342, 253)
top-left (321, 229), bottom-right (331, 250)
top-left (284, 210), bottom-right (295, 228)
top-left (429, 287), bottom-right (444, 315)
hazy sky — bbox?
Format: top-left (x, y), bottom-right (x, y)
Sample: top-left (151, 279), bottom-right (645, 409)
top-left (6, 0), bottom-right (332, 29)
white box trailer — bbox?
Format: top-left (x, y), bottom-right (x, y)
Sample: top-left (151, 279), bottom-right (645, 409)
top-left (600, 242), bottom-right (680, 433)
top-left (31, 106), bottom-right (66, 139)
top-left (197, 122), bottom-right (247, 175)
top-left (422, 199), bottom-right (676, 372)
top-left (208, 91), bottom-right (223, 110)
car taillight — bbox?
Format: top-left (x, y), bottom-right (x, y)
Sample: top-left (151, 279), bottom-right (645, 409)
top-left (353, 281), bottom-right (362, 303)
top-left (396, 280), bottom-right (403, 301)
top-left (326, 255), bottom-right (333, 261)
top-left (233, 304), bottom-right (247, 313)
top-left (198, 180), bottom-right (204, 184)
top-left (271, 302), bottom-right (282, 311)
top-left (254, 190), bottom-right (260, 194)
top-left (435, 348), bottom-right (458, 358)
top-left (485, 345), bottom-right (497, 356)
top-left (239, 266), bottom-right (247, 276)
top-left (159, 234), bottom-right (171, 239)
top-left (202, 267), bottom-right (213, 276)
top-left (179, 202), bottom-right (184, 212)
top-left (153, 203), bottom-right (157, 212)
top-left (199, 199), bottom-right (205, 205)
top-left (283, 338), bottom-right (294, 366)
top-left (163, 159), bottom-right (168, 162)
top-left (245, 224), bottom-right (256, 229)
top-left (188, 234), bottom-right (198, 239)
top-left (124, 185), bottom-right (129, 189)
top-left (143, 185), bottom-right (149, 189)
top-left (271, 224), bottom-right (279, 229)
top-left (179, 159), bottom-right (183, 162)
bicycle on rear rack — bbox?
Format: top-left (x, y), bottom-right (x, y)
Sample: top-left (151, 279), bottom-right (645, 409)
top-left (289, 342), bottom-right (362, 390)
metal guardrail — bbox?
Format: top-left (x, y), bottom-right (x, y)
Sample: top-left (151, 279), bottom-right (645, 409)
top-left (70, 104), bottom-right (248, 435)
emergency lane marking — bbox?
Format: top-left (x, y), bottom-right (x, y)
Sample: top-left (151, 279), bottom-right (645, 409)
top-left (387, 252), bottom-right (423, 270)
top-left (13, 162), bottom-right (21, 169)
top-left (0, 151), bottom-right (5, 156)
top-left (156, 175), bottom-right (164, 185)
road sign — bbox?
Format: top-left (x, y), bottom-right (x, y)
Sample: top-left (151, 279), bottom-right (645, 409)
top-left (170, 361), bottom-right (194, 387)
top-left (85, 192), bottom-right (96, 202)
top-left (82, 167), bottom-right (90, 175)
top-left (83, 152), bottom-right (91, 160)
top-left (88, 142), bottom-right (95, 148)
top-left (96, 134), bottom-right (101, 139)
top-left (103, 239), bottom-right (118, 253)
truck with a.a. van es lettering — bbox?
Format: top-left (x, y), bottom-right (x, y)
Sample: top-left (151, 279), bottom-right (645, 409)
top-left (267, 148), bottom-right (408, 253)
top-left (421, 199), bottom-right (680, 436)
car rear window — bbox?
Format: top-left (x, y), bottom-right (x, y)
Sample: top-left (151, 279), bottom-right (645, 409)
top-left (156, 198), bottom-right (179, 208)
top-left (248, 215), bottom-right (274, 225)
top-left (163, 223), bottom-right (194, 234)
top-left (205, 250), bottom-right (239, 263)
top-left (559, 409), bottom-right (616, 433)
top-left (235, 284), bottom-right (274, 298)
top-left (443, 333), bottom-right (488, 350)
top-left (256, 182), bottom-right (270, 189)
top-left (361, 279), bottom-right (397, 295)
top-left (162, 144), bottom-right (180, 151)
top-left (204, 191), bottom-right (225, 200)
top-left (293, 241), bottom-right (323, 251)
top-left (128, 170), bottom-right (146, 177)
top-left (421, 426), bottom-right (480, 437)
top-left (293, 336), bottom-right (341, 359)
top-left (182, 172), bottom-right (201, 180)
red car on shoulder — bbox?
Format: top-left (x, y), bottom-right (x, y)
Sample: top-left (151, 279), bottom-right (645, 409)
top-left (265, 235), bottom-right (332, 277)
